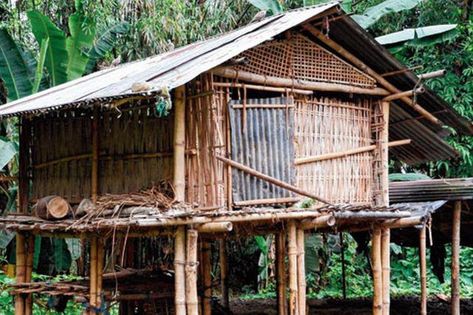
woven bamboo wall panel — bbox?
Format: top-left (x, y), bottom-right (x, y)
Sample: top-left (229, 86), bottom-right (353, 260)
top-left (228, 97), bottom-right (295, 202)
top-left (294, 96), bottom-right (373, 204)
top-left (31, 103), bottom-right (174, 204)
top-left (236, 34), bottom-right (376, 88)
top-left (185, 74), bottom-right (227, 209)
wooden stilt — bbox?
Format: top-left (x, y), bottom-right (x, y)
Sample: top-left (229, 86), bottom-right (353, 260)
top-left (15, 233), bottom-right (26, 315)
top-left (219, 240), bottom-right (229, 310)
top-left (173, 85), bottom-right (186, 202)
top-left (96, 239), bottom-right (105, 314)
top-left (381, 228), bottom-right (390, 315)
top-left (297, 229), bottom-right (306, 315)
top-left (451, 201), bottom-right (461, 315)
top-left (340, 232), bottom-right (347, 300)
top-left (372, 228), bottom-right (382, 315)
top-left (288, 221), bottom-right (298, 315)
top-left (175, 226), bottom-right (187, 315)
top-left (202, 241), bottom-right (212, 315)
top-left (419, 227), bottom-right (427, 315)
top-left (24, 235), bottom-right (34, 315)
top-left (276, 233), bottom-right (288, 315)
top-left (89, 237), bottom-right (98, 315)
top-left (186, 229), bottom-right (199, 315)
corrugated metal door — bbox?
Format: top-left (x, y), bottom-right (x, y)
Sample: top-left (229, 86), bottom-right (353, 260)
top-left (228, 97), bottom-right (295, 203)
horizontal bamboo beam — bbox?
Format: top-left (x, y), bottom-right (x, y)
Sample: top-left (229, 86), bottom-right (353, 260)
top-left (212, 67), bottom-right (390, 96)
top-left (233, 197), bottom-right (302, 207)
top-left (295, 139), bottom-right (411, 165)
top-left (419, 69), bottom-right (446, 80)
top-left (213, 82), bottom-right (313, 95)
top-left (216, 155), bottom-right (330, 204)
top-left (303, 24), bottom-right (441, 125)
top-left (299, 214), bottom-right (336, 230)
top-left (381, 216), bottom-right (425, 229)
top-left (197, 222), bottom-right (233, 233)
top-left (382, 87), bottom-right (425, 102)
top-left (381, 66), bottom-right (423, 78)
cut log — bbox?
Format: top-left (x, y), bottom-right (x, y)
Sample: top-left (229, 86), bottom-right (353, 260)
top-left (35, 196), bottom-right (71, 220)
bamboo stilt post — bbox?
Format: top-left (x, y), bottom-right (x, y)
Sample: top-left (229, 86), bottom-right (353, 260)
top-left (297, 229), bottom-right (306, 315)
top-left (186, 229), bottom-right (199, 315)
top-left (288, 221), bottom-right (298, 315)
top-left (18, 118), bottom-right (30, 214)
top-left (340, 232), bottom-right (347, 300)
top-left (89, 237), bottom-right (98, 314)
top-left (91, 109), bottom-right (99, 203)
top-left (381, 228), bottom-right (391, 315)
top-left (174, 85), bottom-right (186, 202)
top-left (96, 239), bottom-right (105, 314)
top-left (24, 235), bottom-right (34, 315)
top-left (219, 240), bottom-right (229, 310)
top-left (175, 226), bottom-right (187, 315)
top-left (302, 24), bottom-right (441, 125)
top-left (419, 227), bottom-right (427, 315)
top-left (451, 201), bottom-right (461, 315)
top-left (202, 241), bottom-right (212, 315)
top-left (371, 228), bottom-right (382, 315)
top-left (15, 233), bottom-right (26, 315)
top-left (276, 233), bottom-right (288, 315)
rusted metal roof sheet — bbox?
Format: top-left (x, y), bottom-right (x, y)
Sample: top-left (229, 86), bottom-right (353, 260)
top-left (390, 178), bottom-right (473, 203)
top-left (228, 97), bottom-right (295, 202)
top-left (0, 2), bottom-right (339, 118)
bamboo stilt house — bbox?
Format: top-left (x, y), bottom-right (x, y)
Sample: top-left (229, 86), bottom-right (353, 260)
top-left (1, 2), bottom-right (472, 315)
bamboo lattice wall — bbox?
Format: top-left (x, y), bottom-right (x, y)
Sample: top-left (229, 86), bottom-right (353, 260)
top-left (31, 102), bottom-right (174, 204)
top-left (294, 96), bottom-right (373, 204)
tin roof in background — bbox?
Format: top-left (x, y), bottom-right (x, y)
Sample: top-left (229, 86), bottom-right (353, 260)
top-left (0, 1), bottom-right (470, 165)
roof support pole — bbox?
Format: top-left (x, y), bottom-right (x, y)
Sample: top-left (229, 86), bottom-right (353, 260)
top-left (219, 239), bottom-right (230, 310)
top-left (186, 229), bottom-right (199, 315)
top-left (174, 85), bottom-right (186, 202)
top-left (276, 232), bottom-right (288, 315)
top-left (451, 201), bottom-right (461, 315)
top-left (201, 241), bottom-right (212, 315)
top-left (175, 226), bottom-right (187, 315)
top-left (371, 228), bottom-right (382, 315)
top-left (91, 109), bottom-right (99, 203)
top-left (15, 232), bottom-right (26, 315)
top-left (297, 228), bottom-right (306, 315)
top-left (419, 226), bottom-right (427, 315)
top-left (287, 221), bottom-right (299, 315)
top-left (302, 24), bottom-right (440, 125)
top-left (24, 234), bottom-right (34, 315)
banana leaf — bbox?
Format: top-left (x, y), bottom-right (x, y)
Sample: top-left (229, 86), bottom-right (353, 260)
top-left (247, 0), bottom-right (283, 15)
top-left (85, 22), bottom-right (130, 74)
top-left (0, 138), bottom-right (17, 171)
top-left (352, 0), bottom-right (422, 29)
top-left (0, 29), bottom-right (33, 101)
top-left (27, 10), bottom-right (68, 86)
top-left (53, 239), bottom-right (72, 272)
top-left (66, 13), bottom-right (96, 81)
top-left (32, 38), bottom-right (49, 93)
top-left (376, 24), bottom-right (458, 47)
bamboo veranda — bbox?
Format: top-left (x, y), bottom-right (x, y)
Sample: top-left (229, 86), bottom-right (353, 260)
top-left (1, 3), bottom-right (471, 315)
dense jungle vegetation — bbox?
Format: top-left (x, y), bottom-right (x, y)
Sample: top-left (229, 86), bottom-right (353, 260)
top-left (0, 0), bottom-right (472, 314)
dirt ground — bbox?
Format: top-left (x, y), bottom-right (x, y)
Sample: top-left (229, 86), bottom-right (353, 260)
top-left (228, 297), bottom-right (473, 314)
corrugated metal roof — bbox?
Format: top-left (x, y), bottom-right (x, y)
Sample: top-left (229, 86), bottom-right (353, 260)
top-left (0, 2), bottom-right (339, 118)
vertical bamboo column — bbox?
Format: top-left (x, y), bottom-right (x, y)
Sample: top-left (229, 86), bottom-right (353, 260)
top-left (175, 226), bottom-right (187, 315)
top-left (202, 241), bottom-right (212, 315)
top-left (372, 228), bottom-right (382, 315)
top-left (89, 237), bottom-right (98, 315)
top-left (174, 85), bottom-right (186, 202)
top-left (18, 118), bottom-right (30, 214)
top-left (219, 240), bottom-right (229, 310)
top-left (451, 201), bottom-right (461, 315)
top-left (91, 109), bottom-right (99, 203)
top-left (287, 221), bottom-right (298, 315)
top-left (297, 229), bottom-right (306, 315)
top-left (96, 239), bottom-right (105, 314)
top-left (15, 233), bottom-right (26, 315)
top-left (381, 228), bottom-right (390, 315)
top-left (24, 235), bottom-right (34, 315)
top-left (276, 233), bottom-right (288, 315)
top-left (186, 229), bottom-right (199, 315)
top-left (419, 226), bottom-right (427, 315)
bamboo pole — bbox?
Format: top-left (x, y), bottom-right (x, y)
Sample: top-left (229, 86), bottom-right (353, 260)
top-left (299, 214), bottom-right (336, 230)
top-left (175, 226), bottom-right (187, 315)
top-left (89, 237), bottom-right (98, 315)
top-left (219, 240), bottom-right (229, 310)
top-left (419, 227), bottom-right (427, 315)
top-left (451, 201), bottom-right (461, 315)
top-left (202, 241), bottom-right (212, 315)
top-left (18, 118), bottom-right (30, 214)
top-left (288, 221), bottom-right (298, 315)
top-left (174, 85), bottom-right (186, 202)
top-left (212, 82), bottom-right (313, 95)
top-left (216, 155), bottom-right (330, 204)
top-left (381, 101), bottom-right (390, 207)
top-left (186, 229), bottom-right (199, 315)
top-left (276, 233), bottom-right (287, 315)
top-left (15, 233), bottom-right (26, 315)
top-left (381, 228), bottom-right (390, 315)
top-left (213, 67), bottom-right (390, 96)
top-left (96, 239), bottom-right (105, 314)
top-left (233, 197), bottom-right (302, 207)
top-left (297, 229), bottom-right (306, 315)
top-left (372, 228), bottom-right (382, 315)
top-left (382, 87), bottom-right (425, 102)
top-left (197, 222), bottom-right (233, 233)
top-left (24, 235), bottom-right (34, 315)
top-left (418, 69), bottom-right (446, 80)
top-left (294, 139), bottom-right (410, 166)
top-left (302, 24), bottom-right (441, 125)
top-left (91, 109), bottom-right (99, 203)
